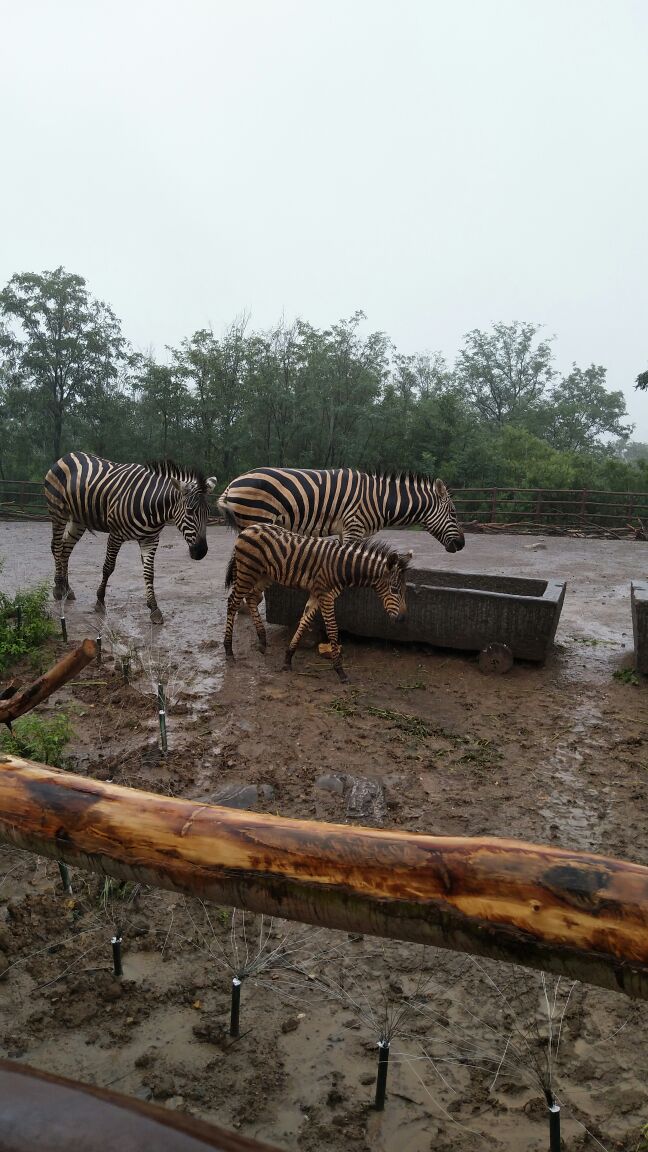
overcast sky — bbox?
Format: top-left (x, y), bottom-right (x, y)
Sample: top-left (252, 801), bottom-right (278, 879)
top-left (2, 0), bottom-right (647, 437)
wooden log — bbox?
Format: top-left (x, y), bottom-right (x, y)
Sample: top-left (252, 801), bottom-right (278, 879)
top-left (0, 1059), bottom-right (281, 1152)
top-left (0, 639), bottom-right (97, 725)
top-left (1, 756), bottom-right (648, 999)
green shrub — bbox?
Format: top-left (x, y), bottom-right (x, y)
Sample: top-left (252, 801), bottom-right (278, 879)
top-left (0, 713), bottom-right (73, 767)
top-left (0, 583), bottom-right (55, 675)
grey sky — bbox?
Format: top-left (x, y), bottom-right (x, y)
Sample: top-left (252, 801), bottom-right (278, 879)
top-left (2, 0), bottom-right (647, 437)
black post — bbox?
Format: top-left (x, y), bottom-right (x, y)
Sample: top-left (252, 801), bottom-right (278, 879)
top-left (15, 605), bottom-right (22, 632)
top-left (60, 615), bottom-right (67, 642)
top-left (230, 977), bottom-right (241, 1037)
top-left (374, 1040), bottom-right (390, 1110)
top-left (96, 636), bottom-right (102, 665)
top-left (111, 936), bottom-right (123, 978)
top-left (157, 682), bottom-right (168, 754)
top-left (57, 861), bottom-right (72, 893)
top-left (548, 1102), bottom-right (561, 1151)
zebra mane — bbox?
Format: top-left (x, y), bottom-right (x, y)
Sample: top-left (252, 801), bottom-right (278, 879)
top-left (352, 537), bottom-right (412, 569)
top-left (146, 458), bottom-right (207, 491)
top-left (376, 469), bottom-right (434, 487)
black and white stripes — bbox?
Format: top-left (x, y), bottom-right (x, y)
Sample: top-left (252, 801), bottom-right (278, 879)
top-left (44, 452), bottom-right (216, 622)
top-left (224, 523), bottom-right (412, 681)
top-left (218, 467), bottom-right (465, 552)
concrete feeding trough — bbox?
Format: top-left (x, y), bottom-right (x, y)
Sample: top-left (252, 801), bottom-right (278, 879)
top-left (631, 581), bottom-right (648, 674)
top-left (265, 566), bottom-right (566, 664)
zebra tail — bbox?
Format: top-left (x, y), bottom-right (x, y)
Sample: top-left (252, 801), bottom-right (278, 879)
top-left (217, 497), bottom-right (240, 531)
top-left (225, 554), bottom-right (237, 589)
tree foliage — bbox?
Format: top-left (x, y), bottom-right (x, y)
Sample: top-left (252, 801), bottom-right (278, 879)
top-left (0, 267), bottom-right (644, 495)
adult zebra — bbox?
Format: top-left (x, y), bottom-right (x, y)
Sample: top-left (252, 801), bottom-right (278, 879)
top-left (44, 452), bottom-right (217, 623)
top-left (217, 467), bottom-right (465, 552)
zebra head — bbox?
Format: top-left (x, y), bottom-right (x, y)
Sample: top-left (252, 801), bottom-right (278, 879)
top-left (423, 478), bottom-right (465, 553)
top-left (170, 474), bottom-right (218, 560)
top-left (374, 548), bottom-right (413, 623)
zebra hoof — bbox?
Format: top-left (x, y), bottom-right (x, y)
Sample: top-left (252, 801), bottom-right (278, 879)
top-left (149, 608), bottom-right (164, 625)
top-left (281, 662), bottom-right (292, 673)
top-left (335, 667), bottom-right (350, 684)
top-left (65, 589), bottom-right (75, 601)
top-left (95, 600), bottom-right (106, 615)
top-left (225, 652), bottom-right (235, 664)
top-left (257, 643), bottom-right (267, 655)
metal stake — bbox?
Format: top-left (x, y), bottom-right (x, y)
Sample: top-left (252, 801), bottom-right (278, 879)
top-left (548, 1102), bottom-right (561, 1151)
top-left (374, 1040), bottom-right (390, 1110)
top-left (57, 861), bottom-right (72, 893)
top-left (230, 977), bottom-right (241, 1037)
top-left (60, 616), bottom-right (67, 642)
top-left (157, 682), bottom-right (168, 754)
top-left (111, 936), bottom-right (123, 978)
top-left (96, 636), bottom-right (102, 665)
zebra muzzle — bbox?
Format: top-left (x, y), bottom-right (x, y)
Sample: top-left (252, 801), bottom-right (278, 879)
top-left (189, 540), bottom-right (208, 560)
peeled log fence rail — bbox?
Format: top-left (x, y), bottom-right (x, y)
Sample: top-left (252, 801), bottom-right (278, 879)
top-left (2, 755), bottom-right (648, 1000)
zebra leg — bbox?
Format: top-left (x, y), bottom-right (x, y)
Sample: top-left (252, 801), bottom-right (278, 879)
top-left (283, 596), bottom-right (320, 671)
top-left (96, 534), bottom-right (123, 613)
top-left (224, 588), bottom-right (244, 660)
top-left (58, 520), bottom-right (87, 600)
top-left (247, 589), bottom-right (267, 653)
top-left (50, 518), bottom-right (67, 600)
top-left (319, 592), bottom-right (347, 682)
top-left (138, 536), bottom-right (163, 624)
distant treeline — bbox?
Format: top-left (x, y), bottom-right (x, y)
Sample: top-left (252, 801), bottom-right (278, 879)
top-left (1, 267), bottom-right (647, 493)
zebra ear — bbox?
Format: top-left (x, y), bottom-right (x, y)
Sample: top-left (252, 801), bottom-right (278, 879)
top-left (205, 476), bottom-right (218, 492)
top-left (169, 477), bottom-right (183, 493)
top-left (434, 477), bottom-right (448, 499)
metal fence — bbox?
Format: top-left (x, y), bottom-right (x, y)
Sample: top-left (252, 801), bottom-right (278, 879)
top-left (453, 487), bottom-right (648, 531)
top-left (1, 480), bottom-right (647, 532)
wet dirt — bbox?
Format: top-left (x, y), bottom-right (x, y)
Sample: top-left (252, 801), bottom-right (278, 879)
top-left (1, 522), bottom-right (648, 1150)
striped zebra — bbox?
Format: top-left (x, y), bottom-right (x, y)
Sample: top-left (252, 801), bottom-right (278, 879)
top-left (217, 467), bottom-right (465, 552)
top-left (44, 452), bottom-right (217, 623)
top-left (224, 523), bottom-right (412, 681)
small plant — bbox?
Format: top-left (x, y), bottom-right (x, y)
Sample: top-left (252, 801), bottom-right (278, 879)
top-left (0, 713), bottom-right (73, 767)
top-left (0, 583), bottom-right (55, 675)
top-left (327, 692), bottom-right (360, 718)
top-left (367, 705), bottom-right (430, 741)
top-left (614, 668), bottom-right (641, 686)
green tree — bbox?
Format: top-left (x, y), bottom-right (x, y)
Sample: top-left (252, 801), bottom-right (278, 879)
top-left (456, 322), bottom-right (554, 426)
top-left (131, 357), bottom-right (190, 459)
top-left (532, 365), bottom-right (632, 451)
top-left (0, 267), bottom-right (128, 465)
top-left (636, 369), bottom-right (648, 390)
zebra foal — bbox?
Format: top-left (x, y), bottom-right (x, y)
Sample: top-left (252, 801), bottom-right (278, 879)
top-left (44, 452), bottom-right (216, 623)
top-left (218, 466), bottom-right (465, 552)
top-left (224, 524), bottom-right (412, 682)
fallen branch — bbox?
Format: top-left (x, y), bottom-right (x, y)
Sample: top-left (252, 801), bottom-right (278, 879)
top-left (1, 755), bottom-right (648, 999)
top-left (0, 639), bottom-right (97, 726)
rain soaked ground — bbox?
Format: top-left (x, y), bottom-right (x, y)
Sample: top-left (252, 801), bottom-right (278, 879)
top-left (1, 521), bottom-right (648, 1150)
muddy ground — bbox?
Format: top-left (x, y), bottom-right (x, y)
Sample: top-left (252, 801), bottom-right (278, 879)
top-left (1, 521), bottom-right (647, 1151)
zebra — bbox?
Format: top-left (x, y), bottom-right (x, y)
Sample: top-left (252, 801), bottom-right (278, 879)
top-left (44, 452), bottom-right (217, 623)
top-left (218, 467), bottom-right (465, 552)
top-left (224, 523), bottom-right (412, 682)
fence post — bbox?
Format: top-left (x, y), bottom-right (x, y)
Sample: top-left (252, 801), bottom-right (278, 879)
top-left (490, 488), bottom-right (498, 522)
top-left (580, 489), bottom-right (588, 523)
